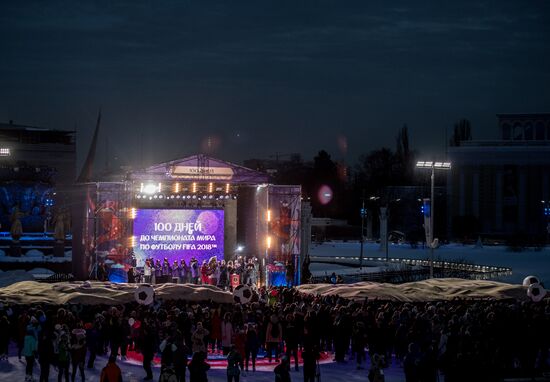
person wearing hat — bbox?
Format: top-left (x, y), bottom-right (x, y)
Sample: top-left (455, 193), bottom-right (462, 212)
top-left (274, 356), bottom-right (291, 382)
top-left (100, 355), bottom-right (122, 382)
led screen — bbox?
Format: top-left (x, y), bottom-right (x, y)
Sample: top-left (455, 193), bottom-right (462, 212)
top-left (133, 209), bottom-right (224, 266)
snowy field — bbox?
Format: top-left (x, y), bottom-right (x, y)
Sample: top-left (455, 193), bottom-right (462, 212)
top-left (0, 353), bottom-right (409, 382)
top-left (310, 241), bottom-right (550, 285)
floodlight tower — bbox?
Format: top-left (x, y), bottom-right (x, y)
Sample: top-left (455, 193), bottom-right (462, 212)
top-left (415, 161), bottom-right (451, 278)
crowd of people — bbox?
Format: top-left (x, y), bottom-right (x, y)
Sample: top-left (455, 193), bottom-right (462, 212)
top-left (0, 287), bottom-right (549, 382)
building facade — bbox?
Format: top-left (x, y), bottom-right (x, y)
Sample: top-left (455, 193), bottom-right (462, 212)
top-left (447, 114), bottom-right (550, 240)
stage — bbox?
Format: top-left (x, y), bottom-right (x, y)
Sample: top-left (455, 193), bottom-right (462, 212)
top-left (71, 154), bottom-right (302, 286)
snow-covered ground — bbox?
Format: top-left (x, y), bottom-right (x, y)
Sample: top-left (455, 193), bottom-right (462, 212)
top-left (310, 241), bottom-right (550, 285)
top-left (0, 353), bottom-right (409, 382)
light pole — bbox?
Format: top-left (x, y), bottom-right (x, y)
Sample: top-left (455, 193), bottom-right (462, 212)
top-left (359, 192), bottom-right (366, 269)
top-left (415, 161), bottom-right (451, 278)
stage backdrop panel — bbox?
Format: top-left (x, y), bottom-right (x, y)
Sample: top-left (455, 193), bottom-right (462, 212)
top-left (133, 209), bottom-right (224, 266)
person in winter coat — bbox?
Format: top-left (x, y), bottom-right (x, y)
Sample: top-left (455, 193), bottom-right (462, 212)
top-left (0, 314), bottom-right (10, 360)
top-left (70, 328), bottom-right (87, 382)
top-left (352, 321), bottom-right (368, 370)
top-left (301, 343), bottom-right (320, 382)
top-left (86, 319), bottom-right (101, 369)
top-left (190, 259), bottom-right (200, 284)
top-left (266, 314), bottom-right (283, 363)
top-left (233, 327), bottom-right (246, 364)
top-left (209, 309), bottom-right (222, 354)
top-left (173, 336), bottom-right (190, 382)
top-left (200, 261), bottom-right (209, 285)
top-left (38, 329), bottom-right (54, 382)
top-left (100, 355), bottom-right (122, 382)
top-left (140, 319), bottom-right (156, 381)
top-left (56, 331), bottom-right (71, 382)
top-left (143, 260), bottom-right (152, 283)
top-left (403, 342), bottom-right (422, 382)
top-left (218, 262), bottom-right (228, 290)
top-left (245, 324), bottom-right (260, 372)
top-left (226, 345), bottom-right (243, 382)
top-left (23, 326), bottom-right (38, 381)
top-left (181, 260), bottom-right (190, 283)
top-left (220, 313), bottom-right (233, 355)
top-left (273, 356), bottom-right (291, 382)
top-left (368, 353), bottom-right (388, 382)
top-left (188, 352), bottom-right (210, 382)
top-left (283, 314), bottom-right (299, 371)
top-left (191, 322), bottom-right (209, 355)
top-left (172, 260), bottom-right (181, 283)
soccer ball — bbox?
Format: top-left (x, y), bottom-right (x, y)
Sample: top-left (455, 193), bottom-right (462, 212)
top-left (233, 284), bottom-right (253, 304)
top-left (527, 283), bottom-right (547, 302)
top-left (523, 275), bottom-right (540, 287)
top-left (134, 285), bottom-right (154, 305)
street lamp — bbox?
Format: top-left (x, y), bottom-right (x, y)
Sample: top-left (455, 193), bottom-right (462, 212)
top-left (415, 161), bottom-right (451, 278)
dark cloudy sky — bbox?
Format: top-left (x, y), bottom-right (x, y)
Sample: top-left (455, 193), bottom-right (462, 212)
top-left (1, 0), bottom-right (549, 171)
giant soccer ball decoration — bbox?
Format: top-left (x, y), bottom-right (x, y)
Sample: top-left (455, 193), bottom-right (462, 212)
top-left (523, 275), bottom-right (540, 287)
top-left (527, 283), bottom-right (547, 302)
top-left (134, 285), bottom-right (154, 305)
top-left (233, 284), bottom-right (253, 304)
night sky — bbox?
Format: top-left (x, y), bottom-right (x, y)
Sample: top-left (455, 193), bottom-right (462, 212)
top-left (1, 1), bottom-right (549, 171)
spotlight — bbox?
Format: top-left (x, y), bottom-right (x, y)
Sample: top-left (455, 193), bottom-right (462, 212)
top-left (143, 184), bottom-right (157, 194)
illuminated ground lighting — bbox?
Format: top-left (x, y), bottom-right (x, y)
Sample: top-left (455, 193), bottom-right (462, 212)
top-left (318, 185), bottom-right (333, 205)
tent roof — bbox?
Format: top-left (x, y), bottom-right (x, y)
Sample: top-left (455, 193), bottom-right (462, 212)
top-left (130, 154), bottom-right (270, 184)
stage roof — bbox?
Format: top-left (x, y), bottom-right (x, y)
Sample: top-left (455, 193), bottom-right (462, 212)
top-left (129, 154), bottom-right (270, 184)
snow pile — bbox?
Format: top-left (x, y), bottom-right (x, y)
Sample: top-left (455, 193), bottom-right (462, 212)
top-left (297, 278), bottom-right (528, 302)
top-left (0, 281), bottom-right (234, 305)
top-left (0, 270), bottom-right (35, 288)
top-left (25, 249), bottom-right (44, 258)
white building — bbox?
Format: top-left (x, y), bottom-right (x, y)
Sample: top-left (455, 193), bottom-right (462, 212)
top-left (447, 114), bottom-right (550, 239)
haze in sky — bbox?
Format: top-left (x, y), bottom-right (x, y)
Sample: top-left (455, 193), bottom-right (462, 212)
top-left (1, 0), bottom-right (549, 171)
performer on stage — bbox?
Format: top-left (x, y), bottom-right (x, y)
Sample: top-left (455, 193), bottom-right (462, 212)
top-left (179, 259), bottom-right (189, 284)
top-left (190, 257), bottom-right (200, 284)
top-left (172, 260), bottom-right (181, 283)
top-left (154, 259), bottom-right (162, 283)
top-left (143, 259), bottom-right (152, 284)
top-left (200, 260), bottom-right (209, 284)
